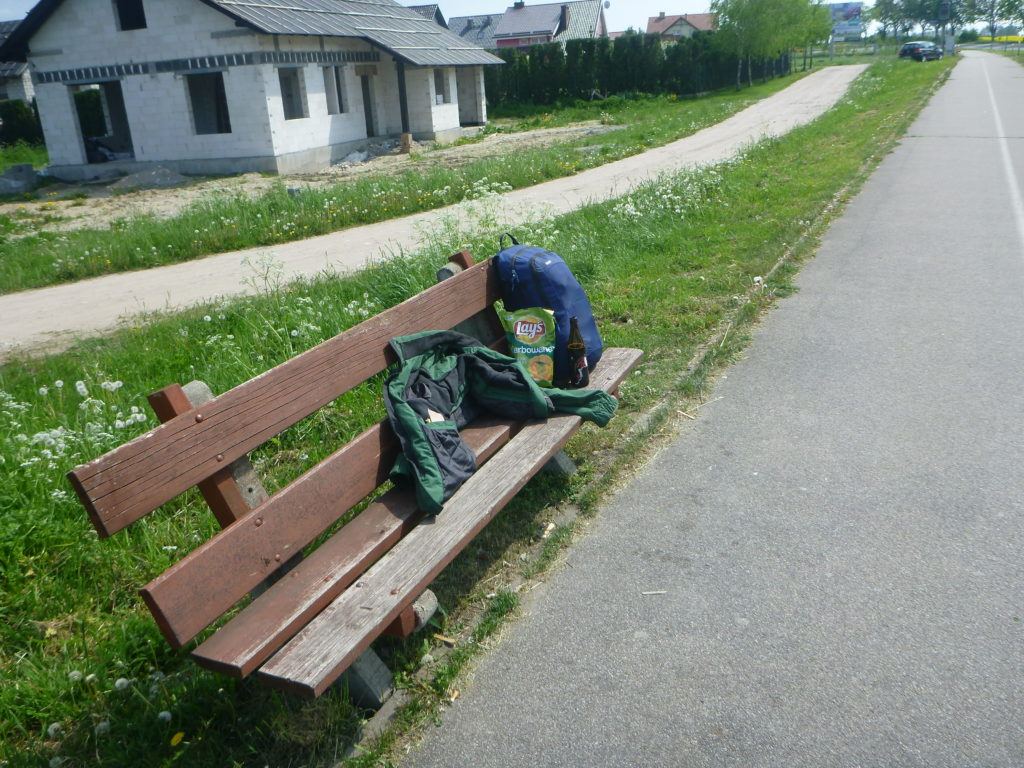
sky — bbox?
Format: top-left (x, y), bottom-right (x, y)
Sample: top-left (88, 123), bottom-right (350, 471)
top-left (0, 0), bottom-right (715, 33)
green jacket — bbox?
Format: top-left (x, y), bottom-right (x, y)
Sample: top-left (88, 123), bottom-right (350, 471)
top-left (384, 330), bottom-right (617, 515)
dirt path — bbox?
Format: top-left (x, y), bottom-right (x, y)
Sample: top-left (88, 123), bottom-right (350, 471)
top-left (0, 122), bottom-right (614, 235)
top-left (0, 66), bottom-right (866, 361)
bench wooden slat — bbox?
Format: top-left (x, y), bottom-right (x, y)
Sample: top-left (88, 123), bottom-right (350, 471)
top-left (67, 257), bottom-right (502, 538)
top-left (256, 348), bottom-right (643, 698)
top-left (139, 419), bottom-right (397, 648)
top-left (190, 419), bottom-right (516, 678)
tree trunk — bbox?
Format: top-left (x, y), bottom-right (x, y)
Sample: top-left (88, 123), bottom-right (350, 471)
top-left (736, 56), bottom-right (743, 90)
top-left (747, 57), bottom-right (753, 87)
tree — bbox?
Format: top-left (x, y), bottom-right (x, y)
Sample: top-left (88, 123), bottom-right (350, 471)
top-left (967, 0), bottom-right (1003, 37)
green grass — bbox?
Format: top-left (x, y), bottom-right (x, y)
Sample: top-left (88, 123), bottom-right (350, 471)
top-left (0, 72), bottom-right (815, 295)
top-left (0, 142), bottom-right (48, 173)
top-left (0, 57), bottom-right (952, 767)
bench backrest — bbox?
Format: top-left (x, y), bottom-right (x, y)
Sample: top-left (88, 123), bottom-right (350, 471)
top-left (68, 253), bottom-right (501, 538)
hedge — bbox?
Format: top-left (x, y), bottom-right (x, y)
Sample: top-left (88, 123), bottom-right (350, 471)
top-left (0, 99), bottom-right (43, 146)
top-left (485, 31), bottom-right (791, 107)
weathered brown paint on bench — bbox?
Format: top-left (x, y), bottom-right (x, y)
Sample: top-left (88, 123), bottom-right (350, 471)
top-left (147, 383), bottom-right (254, 528)
top-left (67, 249), bottom-right (643, 700)
top-left (67, 255), bottom-right (501, 537)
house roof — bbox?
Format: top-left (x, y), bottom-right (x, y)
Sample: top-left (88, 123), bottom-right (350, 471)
top-left (0, 0), bottom-right (502, 68)
top-left (408, 4), bottom-right (447, 28)
top-left (646, 12), bottom-right (715, 35)
top-left (492, 1), bottom-right (604, 42)
top-left (448, 13), bottom-right (504, 49)
top-left (554, 0), bottom-right (605, 42)
top-left (0, 19), bottom-right (27, 79)
top-left (682, 12), bottom-right (716, 31)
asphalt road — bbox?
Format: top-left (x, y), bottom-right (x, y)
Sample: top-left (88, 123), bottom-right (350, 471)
top-left (404, 52), bottom-right (1024, 768)
top-left (0, 66), bottom-right (865, 361)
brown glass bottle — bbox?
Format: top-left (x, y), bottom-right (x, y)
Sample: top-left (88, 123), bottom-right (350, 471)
top-left (567, 316), bottom-right (589, 389)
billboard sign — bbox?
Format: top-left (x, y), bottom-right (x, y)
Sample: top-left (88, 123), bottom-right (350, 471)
top-left (830, 2), bottom-right (863, 40)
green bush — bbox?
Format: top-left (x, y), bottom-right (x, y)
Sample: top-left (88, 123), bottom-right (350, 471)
top-left (0, 99), bottom-right (42, 145)
top-left (957, 29), bottom-right (979, 43)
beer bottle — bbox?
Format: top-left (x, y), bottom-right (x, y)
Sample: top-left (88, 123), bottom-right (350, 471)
top-left (567, 316), bottom-right (589, 389)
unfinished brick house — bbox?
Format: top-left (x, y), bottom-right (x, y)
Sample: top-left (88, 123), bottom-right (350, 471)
top-left (0, 0), bottom-right (501, 179)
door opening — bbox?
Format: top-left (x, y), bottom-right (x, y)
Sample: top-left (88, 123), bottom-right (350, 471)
top-left (360, 75), bottom-right (375, 138)
top-left (73, 80), bottom-right (136, 163)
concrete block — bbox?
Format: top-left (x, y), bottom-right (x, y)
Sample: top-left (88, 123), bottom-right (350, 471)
top-left (340, 648), bottom-right (394, 710)
top-left (544, 450), bottom-right (578, 478)
top-left (0, 164), bottom-right (39, 195)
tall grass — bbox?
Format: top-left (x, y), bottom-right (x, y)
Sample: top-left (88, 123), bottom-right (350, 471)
top-left (0, 75), bottom-right (808, 295)
top-left (0, 141), bottom-right (47, 173)
top-left (0, 58), bottom-right (952, 767)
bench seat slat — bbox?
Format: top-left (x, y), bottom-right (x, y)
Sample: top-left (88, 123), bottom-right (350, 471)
top-left (256, 348), bottom-right (643, 698)
top-left (191, 419), bottom-right (516, 678)
top-left (68, 258), bottom-right (501, 538)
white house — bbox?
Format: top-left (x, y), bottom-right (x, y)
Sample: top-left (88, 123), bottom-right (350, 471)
top-left (0, 0), bottom-right (502, 179)
top-left (0, 21), bottom-right (35, 102)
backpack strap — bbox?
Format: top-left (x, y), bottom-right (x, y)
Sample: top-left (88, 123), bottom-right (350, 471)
top-left (499, 232), bottom-right (520, 250)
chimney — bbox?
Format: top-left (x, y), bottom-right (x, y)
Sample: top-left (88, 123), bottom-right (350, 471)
top-left (560, 4), bottom-right (570, 31)
top-left (658, 11), bottom-right (666, 19)
top-left (513, 1), bottom-right (525, 8)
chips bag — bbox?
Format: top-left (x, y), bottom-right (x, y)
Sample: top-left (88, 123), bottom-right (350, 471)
top-left (499, 305), bottom-right (557, 387)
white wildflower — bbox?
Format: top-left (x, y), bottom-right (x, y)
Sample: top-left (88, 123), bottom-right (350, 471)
top-left (74, 381), bottom-right (88, 397)
top-left (51, 489), bottom-right (69, 501)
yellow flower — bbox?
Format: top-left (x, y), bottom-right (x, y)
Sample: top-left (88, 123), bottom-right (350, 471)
top-left (170, 731), bottom-right (185, 747)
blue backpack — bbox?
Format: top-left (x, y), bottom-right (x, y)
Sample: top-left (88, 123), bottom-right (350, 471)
top-left (493, 235), bottom-right (603, 385)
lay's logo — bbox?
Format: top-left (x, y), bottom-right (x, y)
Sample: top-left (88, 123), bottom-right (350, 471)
top-left (513, 316), bottom-right (547, 344)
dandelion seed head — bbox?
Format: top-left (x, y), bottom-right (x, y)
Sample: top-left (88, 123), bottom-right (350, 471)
top-left (114, 677), bottom-right (130, 691)
top-left (158, 711), bottom-right (172, 723)
top-left (68, 670), bottom-right (82, 682)
top-left (94, 720), bottom-right (111, 736)
top-left (47, 722), bottom-right (63, 738)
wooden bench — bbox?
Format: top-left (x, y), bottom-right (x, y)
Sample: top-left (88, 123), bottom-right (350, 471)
top-left (68, 252), bottom-right (642, 700)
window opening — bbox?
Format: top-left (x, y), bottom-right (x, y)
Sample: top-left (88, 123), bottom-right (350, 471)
top-left (114, 0), bottom-right (147, 30)
top-left (323, 66), bottom-right (346, 115)
top-left (433, 68), bottom-right (451, 105)
top-left (186, 72), bottom-right (232, 134)
top-left (278, 67), bottom-right (308, 120)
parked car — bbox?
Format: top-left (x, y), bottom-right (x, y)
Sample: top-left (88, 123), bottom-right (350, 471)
top-left (899, 41), bottom-right (943, 60)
